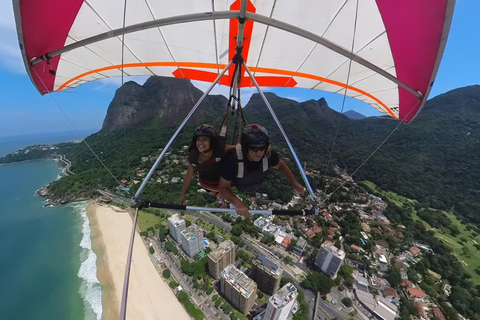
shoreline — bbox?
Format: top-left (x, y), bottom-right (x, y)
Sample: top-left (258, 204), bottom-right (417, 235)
top-left (87, 202), bottom-right (119, 320)
top-left (87, 201), bottom-right (191, 320)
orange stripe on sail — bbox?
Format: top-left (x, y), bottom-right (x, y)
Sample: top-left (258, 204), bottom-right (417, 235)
top-left (57, 62), bottom-right (394, 118)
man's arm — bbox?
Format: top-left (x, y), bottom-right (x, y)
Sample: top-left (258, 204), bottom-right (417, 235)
top-left (273, 160), bottom-right (305, 194)
top-left (218, 177), bottom-right (250, 217)
top-left (180, 163), bottom-right (195, 205)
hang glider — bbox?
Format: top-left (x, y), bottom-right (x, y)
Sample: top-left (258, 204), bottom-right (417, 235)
top-left (14, 0), bottom-right (454, 123)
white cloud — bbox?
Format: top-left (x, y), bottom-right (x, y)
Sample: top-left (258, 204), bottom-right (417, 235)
top-left (0, 0), bottom-right (26, 74)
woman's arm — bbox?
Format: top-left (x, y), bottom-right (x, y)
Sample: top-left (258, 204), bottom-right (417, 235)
top-left (180, 163), bottom-right (196, 205)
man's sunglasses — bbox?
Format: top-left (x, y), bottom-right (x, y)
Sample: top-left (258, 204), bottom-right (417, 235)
top-left (248, 145), bottom-right (267, 152)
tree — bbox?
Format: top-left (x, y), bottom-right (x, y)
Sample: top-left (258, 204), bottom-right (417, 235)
top-left (165, 241), bottom-right (179, 254)
top-left (158, 225), bottom-right (169, 241)
top-left (341, 297), bottom-right (352, 308)
top-left (301, 272), bottom-right (334, 295)
top-left (163, 269), bottom-right (171, 278)
top-left (232, 224), bottom-right (243, 236)
top-left (386, 267), bottom-right (402, 288)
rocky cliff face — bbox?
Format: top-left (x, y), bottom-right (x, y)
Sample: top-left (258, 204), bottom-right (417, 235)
top-left (102, 77), bottom-right (210, 131)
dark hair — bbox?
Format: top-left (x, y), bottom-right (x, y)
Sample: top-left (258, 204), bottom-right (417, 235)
top-left (188, 124), bottom-right (217, 152)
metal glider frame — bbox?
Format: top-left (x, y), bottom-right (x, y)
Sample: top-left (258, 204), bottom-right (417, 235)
top-left (242, 61), bottom-right (317, 203)
top-left (119, 61), bottom-right (233, 320)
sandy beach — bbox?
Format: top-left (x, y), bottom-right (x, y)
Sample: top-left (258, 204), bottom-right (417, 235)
top-left (87, 202), bottom-right (191, 320)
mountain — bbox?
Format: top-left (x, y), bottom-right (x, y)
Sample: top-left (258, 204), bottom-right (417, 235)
top-left (6, 77), bottom-right (479, 227)
top-left (344, 110), bottom-right (366, 120)
top-left (100, 80), bottom-right (480, 227)
top-left (102, 77), bottom-right (228, 131)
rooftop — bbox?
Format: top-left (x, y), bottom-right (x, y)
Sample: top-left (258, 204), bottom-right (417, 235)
top-left (269, 283), bottom-right (298, 308)
top-left (208, 240), bottom-right (235, 261)
top-left (355, 289), bottom-right (398, 320)
top-left (409, 246), bottom-right (421, 256)
top-left (221, 265), bottom-right (256, 297)
top-left (168, 214), bottom-right (185, 226)
top-left (407, 287), bottom-right (425, 298)
top-left (321, 241), bottom-right (345, 259)
top-left (254, 217), bottom-right (270, 229)
top-left (255, 255), bottom-right (283, 276)
top-left (181, 225), bottom-right (203, 242)
top-left (383, 287), bottom-right (398, 298)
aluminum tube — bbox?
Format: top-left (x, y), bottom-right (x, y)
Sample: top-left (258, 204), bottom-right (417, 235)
top-left (133, 60), bottom-right (233, 200)
top-left (243, 61), bottom-right (316, 202)
top-left (119, 207), bottom-right (139, 320)
top-left (186, 206), bottom-right (272, 215)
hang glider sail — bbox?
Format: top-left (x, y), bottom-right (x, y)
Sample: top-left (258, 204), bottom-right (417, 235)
top-left (14, 0), bottom-right (454, 123)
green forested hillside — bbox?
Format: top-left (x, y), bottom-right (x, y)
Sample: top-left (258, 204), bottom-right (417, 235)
top-left (2, 78), bottom-right (479, 229)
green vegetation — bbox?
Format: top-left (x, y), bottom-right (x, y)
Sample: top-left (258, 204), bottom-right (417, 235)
top-left (301, 272), bottom-right (334, 295)
top-left (165, 241), bottom-right (179, 255)
top-left (341, 297), bottom-right (352, 308)
top-left (180, 257), bottom-right (207, 277)
top-left (364, 180), bottom-right (480, 284)
top-left (177, 291), bottom-right (204, 320)
top-left (148, 246), bottom-right (155, 254)
top-left (137, 209), bottom-right (167, 232)
top-left (363, 181), bottom-right (480, 320)
top-left (195, 219), bottom-right (231, 240)
top-left (162, 269), bottom-right (170, 278)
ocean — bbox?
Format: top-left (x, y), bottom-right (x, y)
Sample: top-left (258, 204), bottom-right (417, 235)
top-left (0, 131), bottom-right (102, 320)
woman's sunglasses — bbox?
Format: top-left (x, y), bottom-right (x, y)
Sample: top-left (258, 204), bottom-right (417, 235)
top-left (248, 145), bottom-right (267, 152)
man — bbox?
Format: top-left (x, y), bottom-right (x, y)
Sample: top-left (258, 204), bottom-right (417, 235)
top-left (218, 124), bottom-right (304, 216)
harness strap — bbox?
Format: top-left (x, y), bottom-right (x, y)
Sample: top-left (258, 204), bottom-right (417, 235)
top-left (236, 144), bottom-right (244, 178)
top-left (236, 144), bottom-right (268, 178)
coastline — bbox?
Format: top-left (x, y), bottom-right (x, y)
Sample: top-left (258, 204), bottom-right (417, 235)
top-left (87, 201), bottom-right (191, 320)
top-left (87, 202), bottom-right (119, 320)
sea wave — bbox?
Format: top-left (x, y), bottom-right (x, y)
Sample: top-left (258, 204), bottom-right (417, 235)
top-left (76, 202), bottom-right (103, 320)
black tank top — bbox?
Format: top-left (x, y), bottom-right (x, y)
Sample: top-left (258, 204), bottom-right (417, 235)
top-left (189, 136), bottom-right (226, 183)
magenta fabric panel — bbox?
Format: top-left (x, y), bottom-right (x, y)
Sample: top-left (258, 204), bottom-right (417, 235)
top-left (376, 0), bottom-right (449, 122)
top-left (19, 0), bottom-right (84, 94)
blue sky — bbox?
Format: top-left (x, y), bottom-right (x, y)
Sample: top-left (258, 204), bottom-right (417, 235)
top-left (0, 0), bottom-right (478, 137)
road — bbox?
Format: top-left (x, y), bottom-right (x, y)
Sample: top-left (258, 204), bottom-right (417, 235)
top-left (149, 237), bottom-right (228, 320)
top-left (187, 212), bottom-right (319, 319)
top-left (184, 210), bottom-right (355, 320)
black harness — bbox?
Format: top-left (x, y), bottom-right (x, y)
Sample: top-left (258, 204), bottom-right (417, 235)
top-left (189, 137), bottom-right (226, 183)
top-left (233, 144), bottom-right (269, 193)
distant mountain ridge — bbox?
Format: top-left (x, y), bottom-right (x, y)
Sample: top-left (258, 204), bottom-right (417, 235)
top-left (100, 79), bottom-right (480, 226)
top-left (5, 77), bottom-right (478, 228)
top-left (344, 110), bottom-right (366, 120)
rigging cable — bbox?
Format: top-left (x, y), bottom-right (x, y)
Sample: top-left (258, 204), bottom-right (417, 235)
top-left (320, 0), bottom-right (359, 192)
top-left (31, 68), bottom-right (124, 188)
top-left (118, 0), bottom-right (137, 319)
top-left (321, 101), bottom-right (420, 203)
top-left (243, 61), bottom-right (316, 203)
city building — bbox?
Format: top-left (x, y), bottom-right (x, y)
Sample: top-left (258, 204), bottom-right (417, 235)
top-left (263, 283), bottom-right (298, 320)
top-left (314, 241), bottom-right (345, 278)
top-left (354, 275), bottom-right (398, 320)
top-left (254, 217), bottom-right (271, 233)
top-left (292, 237), bottom-right (307, 256)
top-left (180, 225), bottom-right (204, 257)
top-left (168, 214), bottom-right (186, 243)
top-left (220, 265), bottom-right (257, 314)
top-left (208, 240), bottom-right (235, 280)
top-left (250, 255), bottom-right (283, 295)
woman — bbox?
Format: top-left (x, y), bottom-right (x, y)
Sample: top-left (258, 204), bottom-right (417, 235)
top-left (179, 124), bottom-right (235, 205)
